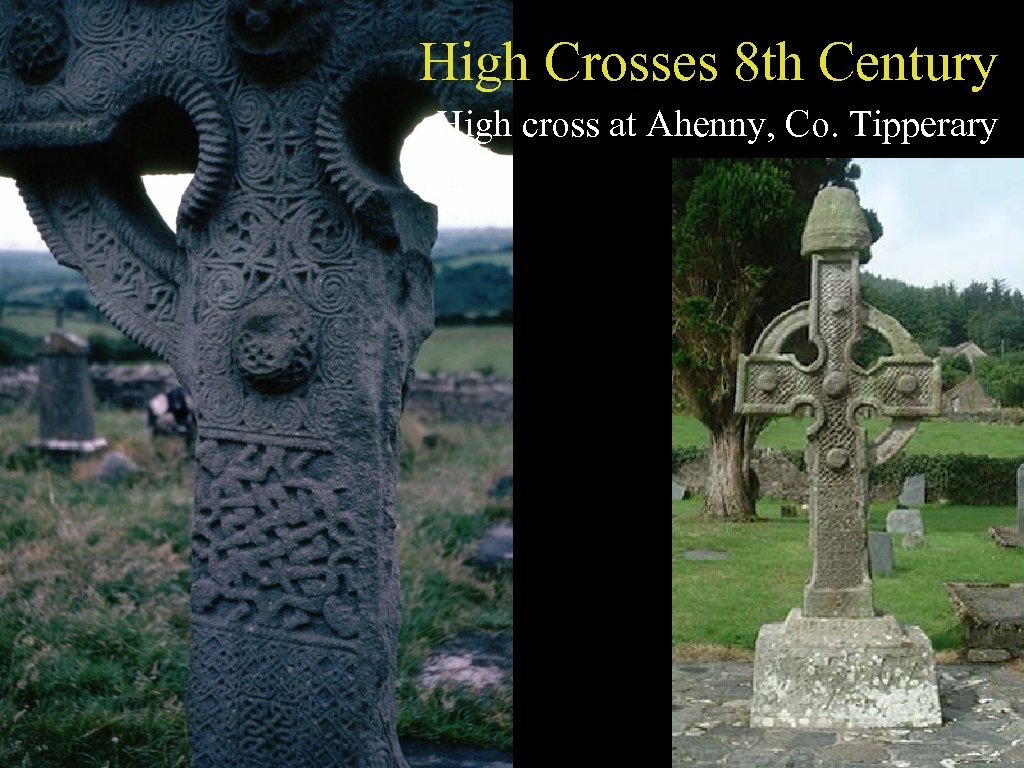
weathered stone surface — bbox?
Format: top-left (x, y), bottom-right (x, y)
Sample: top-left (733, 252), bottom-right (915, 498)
top-left (96, 451), bottom-right (140, 485)
top-left (737, 190), bottom-right (940, 619)
top-left (674, 661), bottom-right (1024, 768)
top-left (966, 648), bottom-right (1011, 663)
top-left (990, 524), bottom-right (1023, 548)
top-left (887, 508), bottom-right (925, 536)
top-left (487, 475), bottom-right (513, 499)
top-left (406, 372), bottom-right (513, 425)
top-left (29, 330), bottom-right (106, 455)
top-left (1018, 463), bottom-right (1024, 531)
top-left (867, 531), bottom-right (893, 576)
top-left (736, 186), bottom-right (942, 731)
top-left (672, 482), bottom-right (685, 500)
top-left (750, 610), bottom-right (942, 729)
top-left (91, 364), bottom-right (181, 409)
top-left (900, 473), bottom-right (926, 506)
top-left (419, 631), bottom-right (512, 700)
top-left (465, 521), bottom-right (512, 576)
top-left (902, 531), bottom-right (925, 549)
top-left (681, 550), bottom-right (729, 561)
top-left (0, 2), bottom-right (512, 765)
top-left (946, 582), bottom-right (1024, 657)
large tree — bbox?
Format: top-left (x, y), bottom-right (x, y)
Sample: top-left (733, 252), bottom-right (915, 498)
top-left (671, 159), bottom-right (880, 520)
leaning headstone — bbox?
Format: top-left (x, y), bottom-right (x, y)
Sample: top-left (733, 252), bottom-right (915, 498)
top-left (29, 330), bottom-right (106, 455)
top-left (899, 474), bottom-right (926, 506)
top-left (0, 2), bottom-right (511, 764)
top-left (680, 550), bottom-right (729, 561)
top-left (736, 186), bottom-right (942, 729)
top-left (992, 464), bottom-right (1024, 547)
top-left (1018, 464), bottom-right (1024, 531)
top-left (868, 531), bottom-right (894, 576)
top-left (902, 531), bottom-right (925, 549)
top-left (419, 630), bottom-right (512, 702)
top-left (96, 451), bottom-right (140, 485)
top-left (487, 475), bottom-right (514, 499)
top-left (887, 508), bottom-right (925, 537)
top-left (465, 521), bottom-right (513, 576)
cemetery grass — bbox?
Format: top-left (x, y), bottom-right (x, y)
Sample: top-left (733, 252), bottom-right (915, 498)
top-left (0, 406), bottom-right (512, 766)
top-left (673, 413), bottom-right (1024, 458)
top-left (672, 497), bottom-right (1022, 657)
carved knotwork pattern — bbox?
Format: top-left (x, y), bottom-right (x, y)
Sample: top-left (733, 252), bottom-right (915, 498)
top-left (192, 439), bottom-right (362, 643)
top-left (738, 254), bottom-right (940, 610)
top-left (2, 2), bottom-right (510, 764)
top-left (188, 624), bottom-right (373, 768)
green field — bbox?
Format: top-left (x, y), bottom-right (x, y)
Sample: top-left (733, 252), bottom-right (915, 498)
top-left (673, 498), bottom-right (1022, 654)
top-left (672, 413), bottom-right (1024, 458)
top-left (0, 406), bottom-right (512, 765)
top-left (436, 251), bottom-right (514, 272)
top-left (416, 324), bottom-right (512, 376)
top-left (2, 308), bottom-right (125, 341)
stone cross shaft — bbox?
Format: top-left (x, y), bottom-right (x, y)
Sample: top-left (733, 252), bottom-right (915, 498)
top-left (0, 2), bottom-right (511, 766)
top-left (736, 187), bottom-right (940, 619)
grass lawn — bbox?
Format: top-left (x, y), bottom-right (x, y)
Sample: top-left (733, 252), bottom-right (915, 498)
top-left (416, 324), bottom-right (512, 376)
top-left (672, 413), bottom-right (1024, 458)
top-left (672, 497), bottom-right (1022, 655)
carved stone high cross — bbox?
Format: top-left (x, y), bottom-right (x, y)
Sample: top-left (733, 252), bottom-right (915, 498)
top-left (736, 187), bottom-right (940, 619)
top-left (0, 2), bottom-right (510, 766)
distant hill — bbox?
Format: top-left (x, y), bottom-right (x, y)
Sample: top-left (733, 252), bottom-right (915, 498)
top-left (432, 228), bottom-right (512, 262)
top-left (0, 249), bottom-right (74, 275)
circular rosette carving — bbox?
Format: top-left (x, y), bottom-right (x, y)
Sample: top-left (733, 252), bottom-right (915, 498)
top-left (293, 197), bottom-right (357, 266)
top-left (226, 0), bottom-right (330, 82)
top-left (64, 51), bottom-right (121, 110)
top-left (7, 9), bottom-right (68, 85)
top-left (195, 378), bottom-right (243, 425)
top-left (211, 198), bottom-right (278, 265)
top-left (234, 298), bottom-right (319, 393)
top-left (65, 1), bottom-right (128, 43)
top-left (207, 266), bottom-right (249, 311)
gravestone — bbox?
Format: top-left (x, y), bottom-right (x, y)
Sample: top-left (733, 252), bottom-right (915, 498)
top-left (902, 531), bottom-right (925, 549)
top-left (946, 583), bottom-right (1024, 659)
top-left (0, 3), bottom-right (512, 766)
top-left (887, 508), bottom-right (925, 537)
top-left (867, 531), bottom-right (893, 577)
top-left (990, 464), bottom-right (1024, 547)
top-left (672, 482), bottom-right (686, 500)
top-left (736, 186), bottom-right (942, 729)
top-left (28, 329), bottom-right (107, 454)
top-left (899, 474), bottom-right (926, 506)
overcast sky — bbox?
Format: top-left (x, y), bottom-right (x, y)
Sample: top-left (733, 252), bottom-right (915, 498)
top-left (854, 158), bottom-right (1024, 294)
top-left (0, 112), bottom-right (513, 251)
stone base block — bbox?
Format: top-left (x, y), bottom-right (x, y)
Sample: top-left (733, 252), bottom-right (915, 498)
top-left (751, 609), bottom-right (941, 729)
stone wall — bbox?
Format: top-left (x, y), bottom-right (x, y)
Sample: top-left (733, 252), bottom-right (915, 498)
top-left (405, 372), bottom-right (513, 424)
top-left (675, 448), bottom-right (901, 502)
top-left (675, 448), bottom-right (811, 501)
top-left (0, 365), bottom-right (513, 424)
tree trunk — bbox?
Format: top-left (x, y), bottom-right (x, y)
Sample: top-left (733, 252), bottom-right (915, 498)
top-left (702, 417), bottom-right (758, 521)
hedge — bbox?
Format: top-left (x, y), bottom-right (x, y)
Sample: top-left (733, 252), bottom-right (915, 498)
top-left (673, 447), bottom-right (1024, 506)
